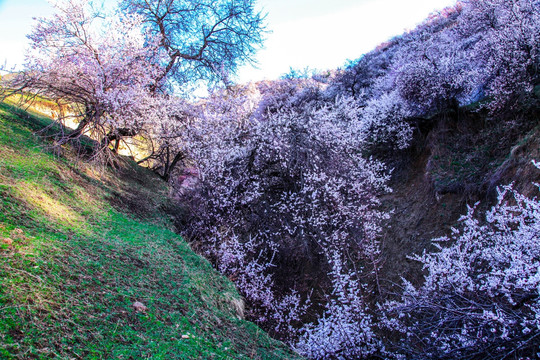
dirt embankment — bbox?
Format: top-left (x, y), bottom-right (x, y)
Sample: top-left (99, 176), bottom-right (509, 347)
top-left (378, 107), bottom-right (540, 291)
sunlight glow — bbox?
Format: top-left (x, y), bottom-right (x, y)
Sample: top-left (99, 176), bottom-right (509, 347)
top-left (15, 181), bottom-right (84, 227)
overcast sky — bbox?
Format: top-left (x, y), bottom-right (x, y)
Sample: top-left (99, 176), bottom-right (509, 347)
top-left (0, 0), bottom-right (457, 82)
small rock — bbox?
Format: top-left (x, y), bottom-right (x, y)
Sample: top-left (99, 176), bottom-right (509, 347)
top-left (132, 301), bottom-right (147, 313)
top-left (181, 334), bottom-right (190, 339)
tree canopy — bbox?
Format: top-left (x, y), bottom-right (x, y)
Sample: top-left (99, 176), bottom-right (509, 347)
top-left (121, 0), bottom-right (266, 90)
top-left (4, 0), bottom-right (266, 161)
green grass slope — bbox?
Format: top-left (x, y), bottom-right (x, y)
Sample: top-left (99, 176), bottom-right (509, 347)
top-left (0, 102), bottom-right (300, 359)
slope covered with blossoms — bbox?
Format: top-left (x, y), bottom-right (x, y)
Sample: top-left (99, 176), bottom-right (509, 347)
top-left (171, 1), bottom-right (540, 358)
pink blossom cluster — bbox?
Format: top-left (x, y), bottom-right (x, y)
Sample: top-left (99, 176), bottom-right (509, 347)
top-left (18, 0), bottom-right (168, 154)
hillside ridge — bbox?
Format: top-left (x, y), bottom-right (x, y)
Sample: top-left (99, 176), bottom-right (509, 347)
top-left (0, 101), bottom-right (300, 359)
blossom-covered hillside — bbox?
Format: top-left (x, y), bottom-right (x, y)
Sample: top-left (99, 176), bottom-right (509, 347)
top-left (2, 0), bottom-right (539, 359)
top-left (168, 1), bottom-right (540, 358)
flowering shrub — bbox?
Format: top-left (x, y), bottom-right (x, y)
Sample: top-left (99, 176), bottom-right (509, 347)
top-left (459, 0), bottom-right (540, 110)
top-left (178, 82), bottom-right (390, 339)
top-left (215, 231), bottom-right (307, 335)
top-left (385, 162), bottom-right (540, 359)
top-left (295, 250), bottom-right (382, 359)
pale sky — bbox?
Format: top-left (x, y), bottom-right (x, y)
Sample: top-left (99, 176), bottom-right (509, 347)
top-left (240, 0), bottom-right (457, 81)
top-left (0, 0), bottom-right (457, 82)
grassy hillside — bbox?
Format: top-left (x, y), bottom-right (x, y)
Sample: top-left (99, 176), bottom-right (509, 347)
top-left (0, 102), bottom-right (300, 359)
